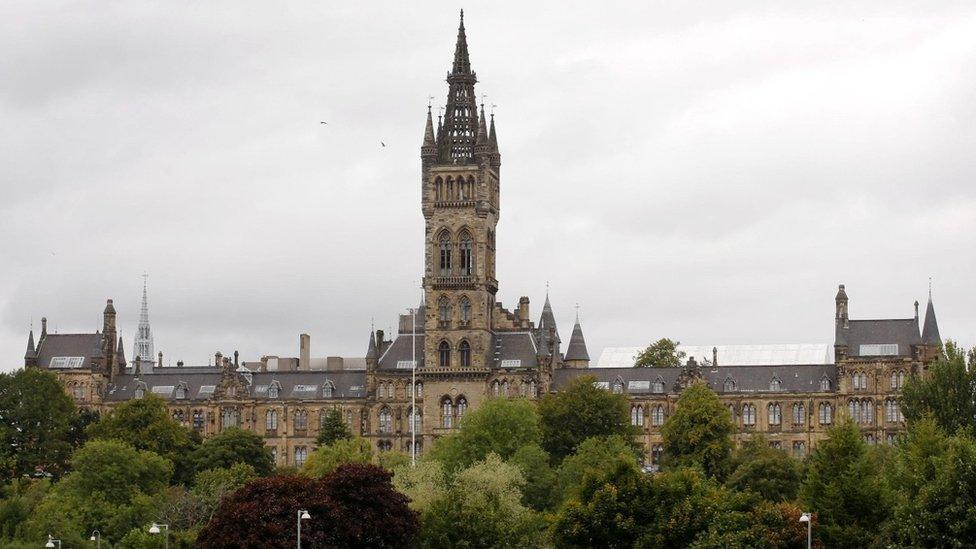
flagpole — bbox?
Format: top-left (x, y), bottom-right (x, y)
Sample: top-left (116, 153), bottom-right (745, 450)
top-left (411, 294), bottom-right (417, 467)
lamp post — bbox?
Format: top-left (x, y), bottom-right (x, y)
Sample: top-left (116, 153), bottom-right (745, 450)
top-left (799, 512), bottom-right (811, 549)
top-left (297, 509), bottom-right (311, 549)
top-left (45, 535), bottom-right (62, 548)
top-left (90, 530), bottom-right (101, 549)
top-left (149, 522), bottom-right (170, 549)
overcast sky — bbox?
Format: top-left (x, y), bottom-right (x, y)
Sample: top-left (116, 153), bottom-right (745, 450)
top-left (2, 1), bottom-right (975, 371)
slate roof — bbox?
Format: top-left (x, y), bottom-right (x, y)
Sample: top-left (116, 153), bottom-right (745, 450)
top-left (921, 298), bottom-right (941, 346)
top-left (838, 318), bottom-right (921, 357)
top-left (493, 332), bottom-right (539, 368)
top-left (598, 344), bottom-right (832, 368)
top-left (564, 322), bottom-right (590, 361)
top-left (105, 369), bottom-right (367, 402)
top-left (552, 364), bottom-right (837, 394)
top-left (378, 334), bottom-right (425, 370)
top-left (36, 333), bottom-right (106, 370)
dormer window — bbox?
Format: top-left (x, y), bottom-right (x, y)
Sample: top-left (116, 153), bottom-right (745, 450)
top-left (769, 377), bottom-right (782, 391)
top-left (612, 378), bottom-right (624, 394)
top-left (175, 383), bottom-right (188, 400)
top-left (820, 376), bottom-right (831, 391)
top-left (268, 382), bottom-right (280, 399)
top-left (323, 381), bottom-right (335, 398)
top-left (724, 377), bottom-right (736, 392)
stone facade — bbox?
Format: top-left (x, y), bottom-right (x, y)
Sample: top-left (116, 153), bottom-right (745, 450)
top-left (23, 12), bottom-right (942, 468)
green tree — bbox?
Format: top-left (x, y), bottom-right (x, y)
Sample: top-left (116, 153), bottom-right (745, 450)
top-left (882, 419), bottom-right (976, 546)
top-left (509, 443), bottom-right (558, 511)
top-left (0, 478), bottom-right (51, 542)
top-left (799, 420), bottom-right (891, 548)
top-left (392, 459), bottom-right (448, 513)
top-left (0, 368), bottom-right (78, 481)
top-left (418, 454), bottom-right (546, 548)
top-left (725, 435), bottom-right (802, 502)
top-left (189, 427), bottom-right (274, 477)
top-left (901, 340), bottom-right (976, 435)
top-left (87, 394), bottom-right (198, 483)
top-left (25, 439), bottom-right (173, 544)
top-left (376, 450), bottom-right (411, 471)
top-left (315, 408), bottom-right (352, 447)
top-left (303, 437), bottom-right (372, 477)
top-left (661, 382), bottom-right (734, 480)
top-left (691, 500), bottom-right (810, 549)
top-left (634, 338), bottom-right (686, 367)
top-left (556, 435), bottom-right (639, 503)
top-left (428, 397), bottom-right (541, 473)
top-left (538, 376), bottom-right (635, 462)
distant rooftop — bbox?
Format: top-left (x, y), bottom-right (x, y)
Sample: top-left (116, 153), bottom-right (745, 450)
top-left (596, 344), bottom-right (833, 368)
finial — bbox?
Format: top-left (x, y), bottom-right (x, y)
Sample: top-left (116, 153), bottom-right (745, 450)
top-left (575, 303), bottom-right (581, 323)
top-left (490, 103), bottom-right (497, 116)
top-left (928, 276), bottom-right (932, 299)
top-left (460, 8), bottom-right (464, 23)
top-left (427, 95), bottom-right (434, 109)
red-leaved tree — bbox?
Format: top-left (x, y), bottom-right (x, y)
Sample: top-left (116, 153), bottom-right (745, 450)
top-left (197, 463), bottom-right (417, 548)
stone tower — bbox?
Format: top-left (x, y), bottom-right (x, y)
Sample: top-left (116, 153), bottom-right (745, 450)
top-left (421, 10), bottom-right (501, 371)
top-left (132, 274), bottom-right (156, 369)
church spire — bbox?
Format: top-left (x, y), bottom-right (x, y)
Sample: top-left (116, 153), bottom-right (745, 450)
top-left (922, 293), bottom-right (942, 347)
top-left (440, 10), bottom-right (479, 163)
top-left (366, 329), bottom-right (379, 360)
top-left (133, 274), bottom-right (155, 367)
top-left (421, 106), bottom-right (437, 164)
top-left (25, 329), bottom-right (35, 357)
top-left (564, 313), bottom-right (591, 367)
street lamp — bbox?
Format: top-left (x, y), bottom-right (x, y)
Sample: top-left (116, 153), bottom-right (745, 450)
top-left (297, 509), bottom-right (311, 549)
top-left (799, 512), bottom-right (812, 549)
top-left (45, 534), bottom-right (62, 548)
top-left (149, 522), bottom-right (170, 549)
top-left (90, 530), bottom-right (101, 549)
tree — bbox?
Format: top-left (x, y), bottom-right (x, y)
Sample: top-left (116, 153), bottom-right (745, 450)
top-left (87, 394), bottom-right (198, 483)
top-left (901, 340), bottom-right (976, 435)
top-left (691, 501), bottom-right (811, 549)
top-left (0, 478), bottom-right (51, 542)
top-left (24, 439), bottom-right (173, 544)
top-left (538, 376), bottom-right (636, 462)
top-left (302, 437), bottom-right (372, 477)
top-left (799, 420), bottom-right (891, 548)
top-left (428, 397), bottom-right (541, 472)
top-left (725, 435), bottom-right (802, 502)
top-left (315, 408), bottom-right (352, 447)
top-left (661, 382), bottom-right (734, 480)
top-left (189, 427), bottom-right (274, 477)
top-left (392, 459), bottom-right (448, 513)
top-left (0, 368), bottom-right (78, 481)
top-left (556, 435), bottom-right (639, 503)
top-left (417, 454), bottom-right (546, 548)
top-left (197, 464), bottom-right (418, 548)
top-left (376, 450), bottom-right (410, 471)
top-left (634, 338), bottom-right (686, 368)
top-left (509, 443), bottom-right (558, 511)
top-left (882, 419), bottom-right (976, 546)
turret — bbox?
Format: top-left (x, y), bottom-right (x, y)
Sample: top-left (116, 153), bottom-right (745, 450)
top-left (921, 291), bottom-right (942, 360)
top-left (102, 299), bottom-right (119, 378)
top-left (834, 284), bottom-right (849, 362)
top-left (365, 329), bottom-right (379, 396)
top-left (24, 329), bottom-right (37, 367)
top-left (564, 314), bottom-right (590, 369)
top-left (421, 106), bottom-right (437, 167)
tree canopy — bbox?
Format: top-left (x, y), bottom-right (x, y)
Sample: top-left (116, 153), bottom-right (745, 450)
top-left (302, 437), bottom-right (372, 478)
top-left (538, 376), bottom-right (635, 462)
top-left (661, 382), bottom-right (735, 480)
top-left (428, 397), bottom-right (541, 472)
top-left (725, 435), bottom-right (802, 502)
top-left (0, 369), bottom-right (79, 481)
top-left (315, 408), bottom-right (352, 447)
top-left (189, 426), bottom-right (274, 477)
top-left (634, 338), bottom-right (686, 368)
top-left (901, 340), bottom-right (976, 435)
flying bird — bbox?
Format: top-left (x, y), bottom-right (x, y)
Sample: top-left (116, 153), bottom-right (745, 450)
top-left (381, 142), bottom-right (386, 147)
top-left (319, 121), bottom-right (328, 124)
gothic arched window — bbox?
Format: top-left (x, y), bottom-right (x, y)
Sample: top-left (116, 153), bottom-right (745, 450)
top-left (651, 444), bottom-right (664, 465)
top-left (266, 409), bottom-right (278, 431)
top-left (377, 383), bottom-right (385, 399)
top-left (651, 405), bottom-right (665, 426)
top-left (438, 297), bottom-right (451, 325)
top-left (295, 410), bottom-right (308, 431)
top-left (768, 403), bottom-right (782, 425)
top-left (652, 377), bottom-right (665, 394)
top-left (438, 340), bottom-right (451, 367)
top-left (631, 405), bottom-right (644, 426)
top-left (378, 407), bottom-right (392, 434)
top-left (268, 381), bottom-right (280, 399)
top-left (457, 396), bottom-right (468, 419)
top-left (192, 410), bottom-right (205, 431)
top-left (491, 380), bottom-right (500, 396)
top-left (612, 378), bottom-right (624, 394)
top-left (460, 297), bottom-right (472, 323)
top-left (295, 446), bottom-right (308, 467)
top-left (459, 232), bottom-right (474, 276)
top-left (323, 381), bottom-right (335, 398)
top-left (769, 377), bottom-right (782, 391)
top-left (175, 383), bottom-right (187, 400)
top-left (529, 380), bottom-right (537, 398)
top-left (439, 232), bottom-right (452, 276)
top-left (434, 176), bottom-right (444, 201)
top-left (441, 397), bottom-right (454, 428)
top-left (792, 402), bottom-right (805, 425)
top-left (724, 377), bottom-right (736, 392)
top-left (408, 406), bottom-right (422, 432)
top-left (819, 402), bottom-right (833, 424)
top-left (501, 380), bottom-right (509, 396)
top-left (820, 376), bottom-right (831, 391)
top-left (743, 404), bottom-right (756, 426)
top-left (459, 340), bottom-right (471, 367)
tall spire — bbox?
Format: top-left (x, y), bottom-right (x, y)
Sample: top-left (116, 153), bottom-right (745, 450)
top-left (133, 274), bottom-right (155, 366)
top-left (25, 329), bottom-right (35, 356)
top-left (366, 329), bottom-right (379, 360)
top-left (564, 315), bottom-right (590, 364)
top-left (440, 10), bottom-right (479, 163)
top-left (922, 293), bottom-right (942, 346)
top-left (423, 106), bottom-right (435, 146)
top-left (488, 113), bottom-right (498, 153)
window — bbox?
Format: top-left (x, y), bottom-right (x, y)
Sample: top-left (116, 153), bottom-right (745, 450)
top-left (442, 397), bottom-right (454, 428)
top-left (323, 382), bottom-right (335, 398)
top-left (612, 379), bottom-right (624, 394)
top-left (270, 446), bottom-right (278, 464)
top-left (193, 410), bottom-right (205, 431)
top-left (459, 232), bottom-right (473, 276)
top-left (528, 380), bottom-right (537, 398)
top-left (172, 410), bottom-right (185, 423)
top-left (346, 410), bottom-right (353, 428)
top-left (134, 386), bottom-right (145, 399)
top-left (501, 380), bottom-right (509, 396)
top-left (378, 440), bottom-right (392, 452)
top-left (890, 370), bottom-right (905, 390)
top-left (792, 441), bottom-right (806, 457)
top-left (460, 297), bottom-right (471, 323)
top-left (631, 405), bottom-right (644, 426)
top-left (457, 397), bottom-right (468, 419)
top-left (72, 385), bottom-right (86, 401)
top-left (377, 383), bottom-right (385, 398)
top-left (409, 407), bottom-right (422, 432)
top-left (492, 380), bottom-right (500, 396)
top-left (439, 297), bottom-right (451, 324)
top-left (439, 233), bottom-right (452, 275)
top-left (819, 402), bottom-right (833, 425)
top-left (439, 341), bottom-right (451, 367)
top-left (864, 400), bottom-right (874, 424)
top-left (743, 404), bottom-right (756, 426)
top-left (652, 377), bottom-right (665, 393)
top-left (864, 434), bottom-right (876, 445)
top-left (459, 340), bottom-right (471, 367)
top-left (885, 399), bottom-right (903, 423)
top-left (886, 433), bottom-right (897, 445)
top-left (651, 405), bottom-right (665, 426)
top-left (853, 372), bottom-right (867, 390)
top-left (378, 407), bottom-right (392, 434)
top-left (175, 384), bottom-right (187, 400)
top-left (387, 382), bottom-right (395, 399)
top-left (266, 410), bottom-right (278, 431)
top-left (768, 403), bottom-right (782, 425)
top-left (221, 408), bottom-right (238, 429)
top-left (820, 376), bottom-right (831, 391)
top-left (792, 403), bottom-right (805, 425)
top-left (769, 377), bottom-right (782, 391)
top-left (724, 377), bottom-right (736, 392)
top-left (411, 382), bottom-right (423, 398)
top-left (651, 444), bottom-right (664, 465)
top-left (268, 383), bottom-right (279, 399)
top-left (859, 344), bottom-right (898, 356)
top-left (770, 441), bottom-right (781, 450)
top-left (295, 446), bottom-right (308, 467)
top-left (728, 404), bottom-right (736, 421)
top-left (295, 410), bottom-right (308, 431)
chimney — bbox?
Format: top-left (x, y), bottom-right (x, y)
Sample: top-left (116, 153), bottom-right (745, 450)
top-left (134, 356), bottom-right (142, 376)
top-left (299, 334), bottom-right (311, 370)
top-left (234, 350), bottom-right (239, 367)
top-left (712, 346), bottom-right (718, 367)
top-left (158, 351), bottom-right (163, 368)
top-left (177, 360), bottom-right (184, 368)
top-left (518, 296), bottom-right (530, 328)
top-left (41, 317), bottom-right (48, 337)
top-left (103, 299), bottom-right (118, 378)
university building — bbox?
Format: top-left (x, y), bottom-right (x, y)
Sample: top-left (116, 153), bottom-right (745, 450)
top-left (22, 13), bottom-right (942, 468)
